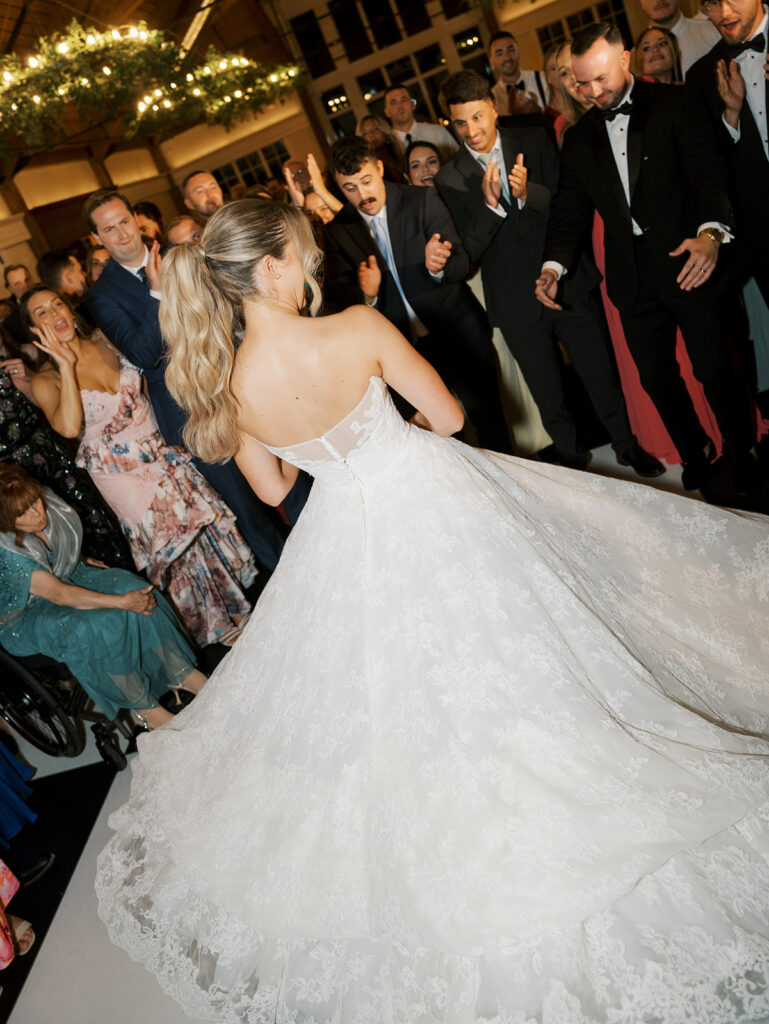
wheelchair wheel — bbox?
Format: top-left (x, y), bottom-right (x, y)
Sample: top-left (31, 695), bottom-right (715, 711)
top-left (0, 649), bottom-right (83, 757)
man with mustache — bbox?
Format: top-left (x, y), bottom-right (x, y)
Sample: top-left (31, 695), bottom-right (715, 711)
top-left (323, 136), bottom-right (512, 453)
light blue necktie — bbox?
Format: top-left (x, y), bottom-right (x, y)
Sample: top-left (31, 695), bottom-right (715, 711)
top-left (370, 215), bottom-right (417, 323)
top-left (480, 148), bottom-right (510, 204)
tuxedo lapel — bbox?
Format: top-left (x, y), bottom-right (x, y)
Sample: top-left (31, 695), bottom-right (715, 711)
top-left (626, 82), bottom-right (645, 203)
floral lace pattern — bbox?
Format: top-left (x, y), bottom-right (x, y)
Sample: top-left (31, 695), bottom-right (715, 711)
top-left (97, 376), bottom-right (769, 1022)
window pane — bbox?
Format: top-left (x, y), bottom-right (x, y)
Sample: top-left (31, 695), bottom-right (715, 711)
top-left (330, 110), bottom-right (358, 138)
top-left (358, 68), bottom-right (387, 102)
top-left (415, 43), bottom-right (447, 74)
top-left (566, 7), bottom-right (595, 34)
top-left (360, 0), bottom-right (402, 48)
top-left (454, 28), bottom-right (483, 59)
top-left (595, 1), bottom-right (632, 45)
top-left (321, 85), bottom-right (352, 119)
top-left (385, 54), bottom-right (415, 82)
top-left (537, 21), bottom-right (568, 51)
top-left (261, 140), bottom-right (290, 179)
top-left (394, 0), bottom-right (430, 35)
top-left (329, 0), bottom-right (372, 62)
top-left (441, 0), bottom-right (471, 18)
top-left (290, 11), bottom-right (334, 78)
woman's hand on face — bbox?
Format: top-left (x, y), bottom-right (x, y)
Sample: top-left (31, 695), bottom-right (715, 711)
top-left (30, 322), bottom-right (77, 371)
top-left (120, 584), bottom-right (156, 616)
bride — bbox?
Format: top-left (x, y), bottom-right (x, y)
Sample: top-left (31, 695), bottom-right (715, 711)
top-left (96, 199), bottom-right (769, 1024)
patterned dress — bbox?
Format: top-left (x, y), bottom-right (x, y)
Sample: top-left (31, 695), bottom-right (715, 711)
top-left (76, 357), bottom-right (256, 646)
top-left (0, 860), bottom-right (18, 969)
top-left (0, 367), bottom-right (133, 569)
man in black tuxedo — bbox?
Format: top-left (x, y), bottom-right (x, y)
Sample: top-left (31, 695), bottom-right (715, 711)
top-left (538, 22), bottom-right (762, 499)
top-left (323, 136), bottom-right (512, 454)
top-left (435, 70), bottom-right (661, 475)
top-left (685, 0), bottom-right (769, 307)
top-left (84, 189), bottom-right (305, 570)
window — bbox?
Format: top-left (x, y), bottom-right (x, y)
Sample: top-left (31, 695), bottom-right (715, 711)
top-left (360, 0), bottom-right (401, 49)
top-left (329, 0), bottom-right (372, 62)
top-left (385, 54), bottom-right (415, 83)
top-left (540, 3), bottom-right (632, 56)
top-left (290, 11), bottom-right (334, 78)
top-left (441, 0), bottom-right (472, 19)
top-left (454, 28), bottom-right (483, 59)
top-left (596, 0), bottom-right (632, 46)
top-left (261, 141), bottom-right (290, 179)
top-left (415, 43), bottom-right (446, 75)
top-left (566, 8), bottom-right (597, 35)
top-left (358, 68), bottom-right (387, 103)
top-left (537, 20), bottom-right (569, 52)
top-left (235, 153), bottom-right (268, 188)
top-left (394, 0), bottom-right (431, 35)
top-left (322, 84), bottom-right (352, 118)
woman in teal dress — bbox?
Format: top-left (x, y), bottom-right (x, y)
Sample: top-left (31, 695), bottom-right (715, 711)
top-left (0, 465), bottom-right (207, 729)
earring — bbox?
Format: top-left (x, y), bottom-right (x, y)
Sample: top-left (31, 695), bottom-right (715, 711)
top-left (270, 262), bottom-right (281, 280)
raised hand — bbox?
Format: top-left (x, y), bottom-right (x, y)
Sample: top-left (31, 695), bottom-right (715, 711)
top-left (284, 165), bottom-right (305, 208)
top-left (715, 58), bottom-right (745, 128)
top-left (358, 255), bottom-right (381, 300)
top-left (425, 233), bottom-right (453, 274)
top-left (508, 152), bottom-right (528, 202)
top-left (306, 152), bottom-right (323, 190)
top-left (145, 240), bottom-right (163, 292)
top-left (481, 158), bottom-right (502, 209)
top-left (31, 321), bottom-right (77, 371)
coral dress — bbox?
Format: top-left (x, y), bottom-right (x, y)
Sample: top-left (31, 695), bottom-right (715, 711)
top-left (98, 376), bottom-right (769, 1023)
top-left (77, 358), bottom-right (255, 646)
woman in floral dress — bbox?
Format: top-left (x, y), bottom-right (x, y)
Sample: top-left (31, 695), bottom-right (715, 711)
top-left (24, 286), bottom-right (255, 647)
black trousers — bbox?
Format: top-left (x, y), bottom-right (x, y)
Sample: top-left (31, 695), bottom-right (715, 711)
top-left (618, 238), bottom-right (754, 465)
top-left (418, 305), bottom-right (513, 454)
top-left (501, 295), bottom-right (634, 457)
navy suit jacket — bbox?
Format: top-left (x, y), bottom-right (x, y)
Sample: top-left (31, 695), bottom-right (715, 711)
top-left (88, 258), bottom-right (186, 447)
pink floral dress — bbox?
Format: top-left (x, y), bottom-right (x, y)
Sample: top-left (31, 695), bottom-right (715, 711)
top-left (76, 356), bottom-right (256, 646)
top-left (0, 860), bottom-right (19, 968)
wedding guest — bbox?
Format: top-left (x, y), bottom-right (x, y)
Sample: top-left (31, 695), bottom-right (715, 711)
top-left (635, 26), bottom-right (684, 83)
top-left (0, 465), bottom-right (206, 730)
top-left (284, 153), bottom-right (343, 227)
top-left (182, 170), bottom-right (224, 220)
top-left (436, 70), bottom-right (662, 476)
top-left (539, 22), bottom-right (764, 506)
top-left (134, 201), bottom-right (165, 244)
top-left (166, 215), bottom-right (204, 246)
top-left (85, 245), bottom-right (110, 285)
top-left (2, 265), bottom-right (32, 346)
top-left (542, 43), bottom-right (573, 125)
top-left (489, 30), bottom-right (547, 115)
top-left (553, 42), bottom-right (592, 145)
top-left (405, 141), bottom-right (442, 188)
top-left (383, 84), bottom-right (458, 161)
top-left (640, 0), bottom-right (719, 74)
top-left (25, 286), bottom-right (256, 647)
top-left (356, 115), bottom-right (404, 181)
top-left (0, 361), bottom-right (133, 569)
top-left (0, 860), bottom-right (33, 967)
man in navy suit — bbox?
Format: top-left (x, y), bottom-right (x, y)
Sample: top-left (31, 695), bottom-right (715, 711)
top-left (85, 189), bottom-right (306, 570)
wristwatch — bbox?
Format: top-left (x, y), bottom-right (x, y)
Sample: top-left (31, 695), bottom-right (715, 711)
top-left (698, 227), bottom-right (724, 245)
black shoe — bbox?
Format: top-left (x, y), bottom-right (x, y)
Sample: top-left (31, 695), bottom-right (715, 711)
top-left (17, 853), bottom-right (55, 888)
top-left (537, 444), bottom-right (591, 471)
top-left (616, 443), bottom-right (665, 478)
top-left (733, 451), bottom-right (761, 495)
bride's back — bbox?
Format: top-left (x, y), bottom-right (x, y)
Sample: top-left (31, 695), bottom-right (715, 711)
top-left (231, 305), bottom-right (383, 449)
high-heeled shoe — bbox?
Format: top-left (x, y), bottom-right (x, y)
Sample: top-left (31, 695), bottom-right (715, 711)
top-left (165, 686), bottom-right (196, 712)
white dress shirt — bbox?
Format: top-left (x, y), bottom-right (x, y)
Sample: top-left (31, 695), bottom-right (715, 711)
top-left (491, 71), bottom-right (548, 114)
top-left (670, 14), bottom-right (720, 76)
top-left (122, 246), bottom-right (161, 301)
top-left (722, 8), bottom-right (768, 161)
top-left (394, 121), bottom-right (458, 160)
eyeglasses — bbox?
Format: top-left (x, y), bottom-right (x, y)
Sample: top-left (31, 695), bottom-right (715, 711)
top-left (700, 0), bottom-right (740, 12)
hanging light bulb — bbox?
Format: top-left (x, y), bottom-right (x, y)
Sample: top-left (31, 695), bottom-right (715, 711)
top-left (129, 27), bottom-right (139, 38)
top-left (193, 87), bottom-right (201, 96)
top-left (28, 56), bottom-right (39, 68)
top-left (112, 30), bottom-right (121, 40)
top-left (32, 94), bottom-right (40, 103)
top-left (86, 34), bottom-right (95, 45)
top-left (57, 42), bottom-right (68, 54)
top-left (102, 66), bottom-right (111, 75)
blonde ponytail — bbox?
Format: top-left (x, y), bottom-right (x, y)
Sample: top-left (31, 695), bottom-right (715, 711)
top-left (161, 244), bottom-right (240, 463)
top-left (160, 199), bottom-right (322, 464)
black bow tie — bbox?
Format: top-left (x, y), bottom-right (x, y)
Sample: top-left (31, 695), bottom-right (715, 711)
top-left (732, 32), bottom-right (765, 54)
top-left (508, 81), bottom-right (526, 92)
top-left (602, 100), bottom-right (633, 122)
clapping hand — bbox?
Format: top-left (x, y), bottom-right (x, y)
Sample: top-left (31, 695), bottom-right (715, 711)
top-left (145, 240), bottom-right (162, 292)
top-left (715, 58), bottom-right (745, 128)
top-left (358, 255), bottom-right (381, 301)
top-left (481, 158), bottom-right (502, 209)
top-left (425, 233), bottom-right (452, 274)
top-left (284, 165), bottom-right (305, 208)
top-left (30, 322), bottom-right (77, 370)
top-left (508, 153), bottom-right (527, 203)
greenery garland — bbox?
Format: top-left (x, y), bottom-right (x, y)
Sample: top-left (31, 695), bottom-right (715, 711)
top-left (0, 20), bottom-right (302, 167)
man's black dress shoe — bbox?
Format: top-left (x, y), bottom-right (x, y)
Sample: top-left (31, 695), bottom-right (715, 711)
top-left (537, 445), bottom-right (591, 471)
top-left (616, 444), bottom-right (665, 478)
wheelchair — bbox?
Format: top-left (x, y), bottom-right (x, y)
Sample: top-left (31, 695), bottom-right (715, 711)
top-left (0, 646), bottom-right (133, 771)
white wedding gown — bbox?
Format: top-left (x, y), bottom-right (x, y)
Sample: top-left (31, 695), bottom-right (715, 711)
top-left (96, 375), bottom-right (769, 1024)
